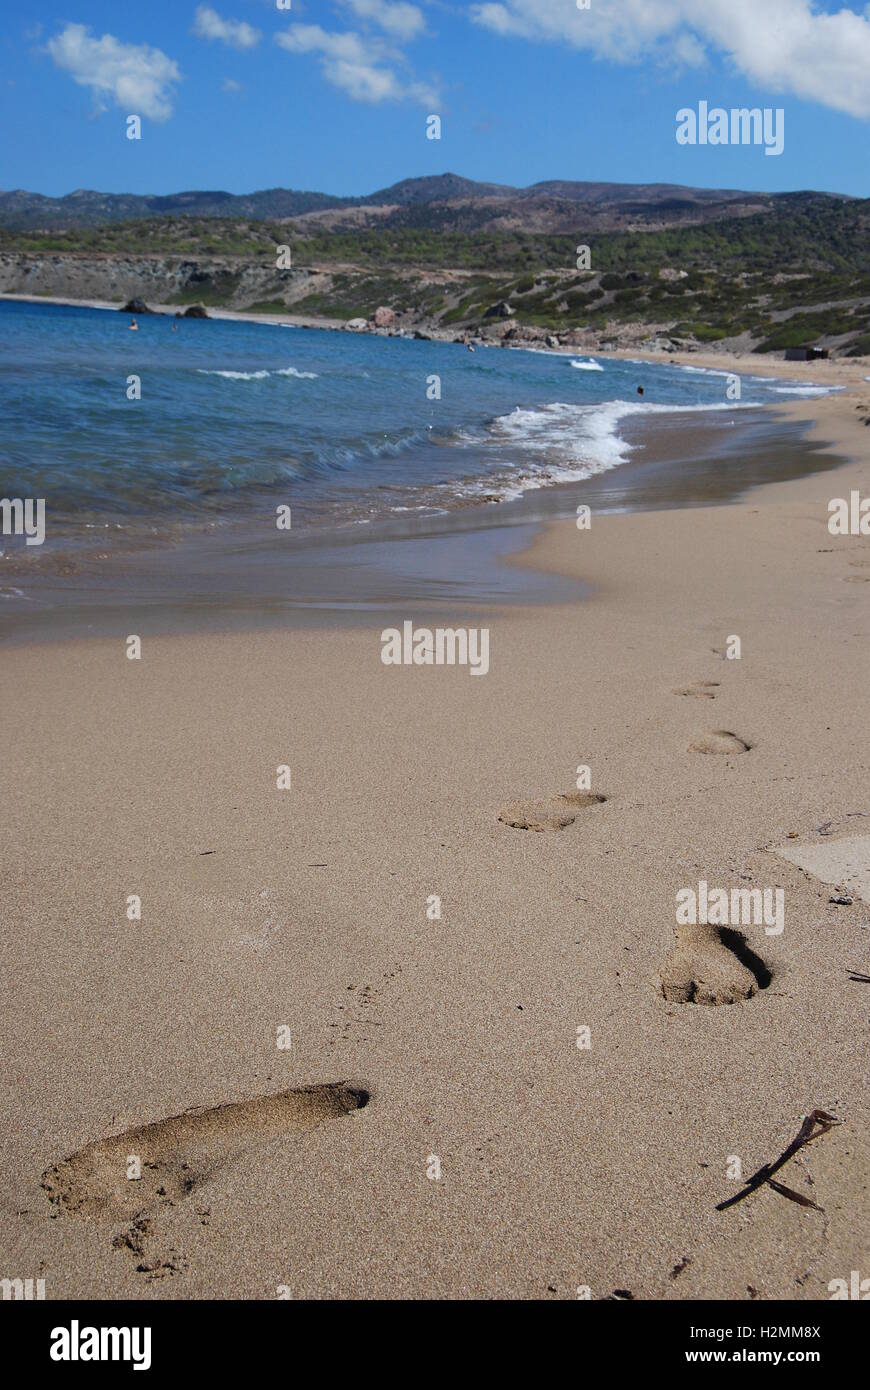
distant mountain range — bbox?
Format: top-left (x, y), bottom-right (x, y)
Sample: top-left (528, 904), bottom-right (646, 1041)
top-left (0, 172), bottom-right (845, 234)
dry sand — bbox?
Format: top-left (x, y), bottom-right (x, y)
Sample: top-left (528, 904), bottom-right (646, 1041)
top-left (2, 351), bottom-right (870, 1299)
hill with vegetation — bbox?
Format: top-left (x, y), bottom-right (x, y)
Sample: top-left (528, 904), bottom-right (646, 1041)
top-left (1, 181), bottom-right (868, 356)
top-left (0, 174), bottom-right (776, 232)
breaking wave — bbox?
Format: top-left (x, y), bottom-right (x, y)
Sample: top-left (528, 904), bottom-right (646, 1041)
top-left (197, 365), bottom-right (319, 381)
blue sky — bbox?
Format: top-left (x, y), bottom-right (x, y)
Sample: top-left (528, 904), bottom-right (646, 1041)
top-left (1, 1), bottom-right (869, 198)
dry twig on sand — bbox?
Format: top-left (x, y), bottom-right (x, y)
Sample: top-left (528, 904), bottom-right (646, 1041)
top-left (716, 1109), bottom-right (842, 1213)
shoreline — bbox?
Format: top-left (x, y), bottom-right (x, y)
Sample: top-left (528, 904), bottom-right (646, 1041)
top-left (0, 296), bottom-right (861, 622)
top-left (2, 293), bottom-right (866, 646)
top-left (6, 289), bottom-right (870, 368)
top-left (0, 400), bottom-right (850, 645)
top-left (0, 289), bottom-right (345, 334)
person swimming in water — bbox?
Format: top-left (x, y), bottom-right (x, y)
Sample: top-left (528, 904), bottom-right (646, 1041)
top-left (129, 318), bottom-right (138, 331)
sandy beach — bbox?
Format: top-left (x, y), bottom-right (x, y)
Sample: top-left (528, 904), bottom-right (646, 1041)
top-left (1, 347), bottom-right (868, 1299)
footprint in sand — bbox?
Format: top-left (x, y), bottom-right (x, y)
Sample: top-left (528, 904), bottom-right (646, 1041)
top-left (42, 1081), bottom-right (369, 1223)
top-left (673, 680), bottom-right (720, 700)
top-left (659, 925), bottom-right (772, 1006)
top-left (689, 730), bottom-right (750, 755)
top-left (498, 791), bottom-right (606, 832)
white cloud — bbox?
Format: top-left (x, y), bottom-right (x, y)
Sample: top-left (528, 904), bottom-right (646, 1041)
top-left (671, 32), bottom-right (708, 70)
top-left (276, 23), bottom-right (437, 104)
top-left (193, 6), bottom-right (261, 50)
top-left (342, 0), bottom-right (426, 42)
top-left (471, 0), bottom-right (870, 118)
top-left (46, 23), bottom-right (181, 121)
top-left (222, 77), bottom-right (244, 93)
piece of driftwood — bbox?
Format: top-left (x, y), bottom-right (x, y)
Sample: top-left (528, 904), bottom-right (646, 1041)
top-left (716, 1109), bottom-right (841, 1212)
